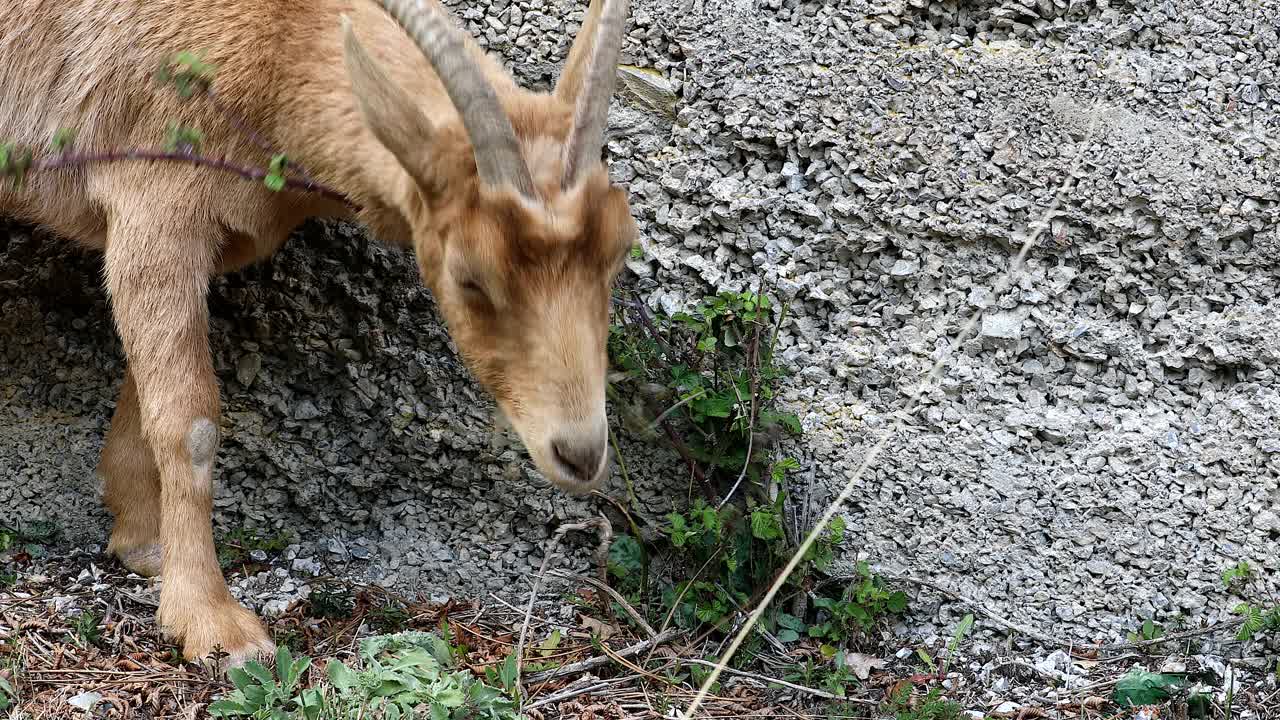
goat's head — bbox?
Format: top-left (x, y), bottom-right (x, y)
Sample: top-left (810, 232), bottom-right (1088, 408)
top-left (341, 0), bottom-right (637, 494)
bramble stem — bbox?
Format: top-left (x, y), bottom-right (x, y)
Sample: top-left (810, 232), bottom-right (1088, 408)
top-left (31, 149), bottom-right (354, 208)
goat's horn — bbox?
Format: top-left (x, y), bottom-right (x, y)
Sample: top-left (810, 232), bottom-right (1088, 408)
top-left (562, 0), bottom-right (630, 188)
top-left (375, 0), bottom-right (535, 197)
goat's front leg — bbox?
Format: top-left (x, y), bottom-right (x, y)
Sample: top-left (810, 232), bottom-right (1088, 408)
top-left (104, 217), bottom-right (273, 671)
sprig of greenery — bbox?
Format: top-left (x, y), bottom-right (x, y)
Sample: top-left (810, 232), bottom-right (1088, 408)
top-left (605, 284), bottom-right (908, 677)
top-left (208, 633), bottom-right (519, 720)
top-left (154, 50), bottom-right (217, 99)
top-left (609, 288), bottom-right (800, 500)
top-left (163, 123), bottom-right (204, 154)
top-left (266, 153), bottom-right (289, 192)
top-left (0, 49), bottom-right (349, 205)
top-left (1233, 602), bottom-right (1280, 642)
top-left (1222, 560), bottom-right (1252, 590)
top-left (0, 143), bottom-right (33, 188)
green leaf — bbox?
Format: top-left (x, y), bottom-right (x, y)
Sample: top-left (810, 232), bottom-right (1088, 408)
top-left (776, 612), bottom-right (806, 631)
top-left (468, 683), bottom-right (502, 705)
top-left (274, 644), bottom-right (293, 681)
top-left (1236, 602), bottom-right (1266, 641)
top-left (777, 628), bottom-right (799, 643)
top-left (297, 688), bottom-right (324, 720)
top-left (694, 392), bottom-right (736, 419)
top-left (773, 412), bottom-right (803, 435)
top-left (264, 173), bottom-right (286, 192)
top-left (1112, 669), bottom-right (1187, 707)
top-left (886, 591), bottom-right (909, 614)
top-left (538, 629), bottom-right (562, 655)
top-left (607, 534), bottom-right (644, 580)
top-left (241, 684), bottom-right (268, 706)
top-left (434, 687), bottom-right (466, 708)
top-left (1222, 560), bottom-right (1252, 588)
top-left (328, 659), bottom-right (358, 691)
top-left (498, 652), bottom-right (519, 692)
top-left (163, 123), bottom-right (203, 154)
top-left (227, 667), bottom-right (255, 694)
top-left (949, 613), bottom-right (975, 654)
top-left (287, 655), bottom-right (311, 691)
top-left (750, 508), bottom-right (783, 541)
top-left (51, 128), bottom-right (76, 152)
top-left (243, 659), bottom-right (274, 688)
top-left (207, 699), bottom-right (251, 717)
top-left (827, 515), bottom-right (846, 545)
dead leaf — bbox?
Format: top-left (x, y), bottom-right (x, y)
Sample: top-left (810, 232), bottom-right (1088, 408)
top-left (886, 678), bottom-right (913, 703)
top-left (580, 615), bottom-right (617, 640)
top-left (846, 652), bottom-right (887, 680)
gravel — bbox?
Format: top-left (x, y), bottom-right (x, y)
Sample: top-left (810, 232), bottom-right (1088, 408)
top-left (1, 0), bottom-right (1278, 647)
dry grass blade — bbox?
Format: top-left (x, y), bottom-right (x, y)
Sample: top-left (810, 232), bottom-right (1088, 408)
top-left (524, 627), bottom-right (682, 684)
top-left (549, 569), bottom-right (656, 639)
top-left (675, 657), bottom-right (873, 703)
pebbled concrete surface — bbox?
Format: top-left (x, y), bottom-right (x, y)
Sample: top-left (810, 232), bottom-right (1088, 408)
top-left (1, 0), bottom-right (1278, 644)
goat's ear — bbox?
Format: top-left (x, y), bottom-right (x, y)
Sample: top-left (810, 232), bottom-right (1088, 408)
top-left (342, 15), bottom-right (437, 192)
top-left (553, 0), bottom-right (606, 107)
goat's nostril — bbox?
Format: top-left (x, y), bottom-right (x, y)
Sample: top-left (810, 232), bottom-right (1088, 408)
top-left (552, 438), bottom-right (603, 482)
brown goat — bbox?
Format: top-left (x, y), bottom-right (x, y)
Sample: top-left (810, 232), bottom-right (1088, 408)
top-left (0, 0), bottom-right (637, 669)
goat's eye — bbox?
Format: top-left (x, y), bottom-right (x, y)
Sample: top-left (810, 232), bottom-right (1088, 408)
top-left (459, 279), bottom-right (487, 299)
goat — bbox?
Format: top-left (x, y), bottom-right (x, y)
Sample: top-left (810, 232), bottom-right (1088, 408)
top-left (0, 0), bottom-right (637, 670)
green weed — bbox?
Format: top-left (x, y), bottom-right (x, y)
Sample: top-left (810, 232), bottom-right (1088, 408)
top-left (70, 611), bottom-right (103, 649)
top-left (306, 583), bottom-right (356, 620)
top-left (0, 671), bottom-right (15, 714)
top-left (1126, 618), bottom-right (1167, 644)
top-left (605, 285), bottom-right (909, 672)
top-left (217, 526), bottom-right (293, 571)
top-left (808, 561), bottom-right (910, 648)
top-left (1222, 560), bottom-right (1252, 590)
top-left (885, 685), bottom-right (966, 720)
top-left (209, 632), bottom-right (518, 720)
top-left (1220, 560), bottom-right (1279, 642)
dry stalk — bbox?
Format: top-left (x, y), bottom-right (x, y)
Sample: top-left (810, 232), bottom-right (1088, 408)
top-left (514, 515), bottom-right (612, 711)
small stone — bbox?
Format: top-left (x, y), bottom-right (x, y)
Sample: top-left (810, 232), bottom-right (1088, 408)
top-left (292, 557), bottom-right (323, 576)
top-left (890, 259), bottom-right (921, 277)
top-left (68, 692), bottom-right (102, 711)
top-left (236, 353), bottom-right (262, 388)
top-left (981, 311), bottom-right (1024, 344)
top-left (294, 399), bottom-right (322, 420)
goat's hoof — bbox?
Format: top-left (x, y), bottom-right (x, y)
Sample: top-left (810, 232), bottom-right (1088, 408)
top-left (110, 542), bottom-right (163, 578)
top-left (163, 601), bottom-right (275, 676)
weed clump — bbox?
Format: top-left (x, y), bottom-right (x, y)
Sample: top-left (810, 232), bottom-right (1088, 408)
top-left (606, 285), bottom-right (910, 696)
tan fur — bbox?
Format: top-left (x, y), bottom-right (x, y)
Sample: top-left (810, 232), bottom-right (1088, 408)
top-left (0, 0), bottom-right (636, 670)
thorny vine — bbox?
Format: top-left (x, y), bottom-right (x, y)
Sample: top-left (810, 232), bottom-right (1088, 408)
top-left (0, 51), bottom-right (354, 210)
